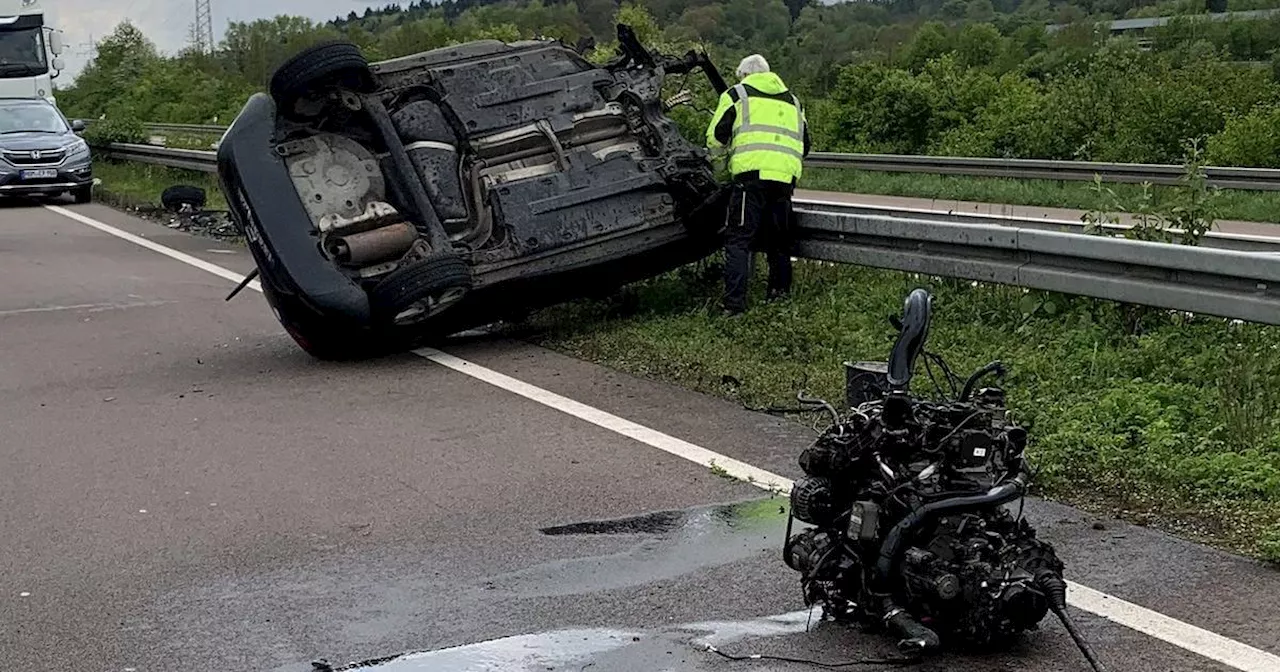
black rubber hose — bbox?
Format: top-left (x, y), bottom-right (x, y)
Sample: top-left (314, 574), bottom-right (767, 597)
top-left (1036, 572), bottom-right (1108, 672)
top-left (959, 360), bottom-right (1003, 401)
top-left (871, 475), bottom-right (1027, 594)
top-left (883, 600), bottom-right (941, 654)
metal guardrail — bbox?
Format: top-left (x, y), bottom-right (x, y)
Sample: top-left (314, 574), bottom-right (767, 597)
top-left (102, 143), bottom-right (220, 173)
top-left (144, 122), bottom-right (228, 135)
top-left (804, 152), bottom-right (1280, 191)
top-left (98, 142), bottom-right (1280, 325)
top-left (108, 122), bottom-right (1280, 191)
top-left (792, 197), bottom-right (1280, 254)
top-left (794, 202), bottom-right (1280, 325)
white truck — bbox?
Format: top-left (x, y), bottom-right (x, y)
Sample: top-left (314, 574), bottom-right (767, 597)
top-left (0, 0), bottom-right (63, 104)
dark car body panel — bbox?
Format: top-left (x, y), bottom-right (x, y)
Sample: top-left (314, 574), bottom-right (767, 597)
top-left (216, 93), bottom-right (373, 325)
top-left (217, 36), bottom-right (727, 351)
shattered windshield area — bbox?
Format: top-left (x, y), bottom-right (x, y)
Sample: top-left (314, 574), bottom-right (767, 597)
top-left (0, 27), bottom-right (47, 75)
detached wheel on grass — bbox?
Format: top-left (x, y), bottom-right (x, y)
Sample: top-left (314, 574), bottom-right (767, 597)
top-left (161, 185), bottom-right (205, 212)
top-left (370, 254), bottom-right (472, 327)
top-left (269, 41), bottom-right (375, 119)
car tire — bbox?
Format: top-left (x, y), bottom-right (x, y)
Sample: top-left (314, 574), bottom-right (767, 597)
top-left (370, 254), bottom-right (472, 326)
top-left (260, 275), bottom-right (378, 361)
top-left (269, 41), bottom-right (375, 119)
top-left (72, 185), bottom-right (91, 204)
top-left (161, 185), bottom-right (205, 212)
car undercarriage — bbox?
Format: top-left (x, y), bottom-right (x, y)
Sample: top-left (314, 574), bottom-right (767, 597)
top-left (216, 26), bottom-right (729, 359)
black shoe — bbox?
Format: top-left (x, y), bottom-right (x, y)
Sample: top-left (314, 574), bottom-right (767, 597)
top-left (721, 306), bottom-right (744, 317)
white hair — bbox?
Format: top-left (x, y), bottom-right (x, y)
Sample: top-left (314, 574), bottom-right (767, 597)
top-left (736, 54), bottom-right (770, 78)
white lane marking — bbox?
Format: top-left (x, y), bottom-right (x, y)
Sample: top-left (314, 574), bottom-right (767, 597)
top-left (44, 205), bottom-right (261, 292)
top-left (0, 300), bottom-right (174, 316)
top-left (416, 349), bottom-right (1280, 672)
top-left (415, 348), bottom-right (791, 491)
top-left (45, 205), bottom-right (1280, 672)
top-left (1068, 582), bottom-right (1280, 672)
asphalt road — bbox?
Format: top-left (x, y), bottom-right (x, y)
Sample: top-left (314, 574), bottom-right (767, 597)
top-left (2, 199), bottom-right (1278, 672)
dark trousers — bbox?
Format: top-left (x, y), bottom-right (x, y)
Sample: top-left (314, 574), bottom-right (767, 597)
top-left (723, 178), bottom-right (794, 313)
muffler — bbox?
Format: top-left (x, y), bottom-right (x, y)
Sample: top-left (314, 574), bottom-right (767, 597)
top-left (325, 222), bottom-right (418, 266)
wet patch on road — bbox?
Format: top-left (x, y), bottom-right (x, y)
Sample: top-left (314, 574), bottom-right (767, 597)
top-left (311, 608), bottom-right (831, 672)
top-left (483, 497), bottom-right (794, 599)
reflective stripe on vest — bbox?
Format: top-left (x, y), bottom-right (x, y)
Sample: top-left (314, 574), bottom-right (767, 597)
top-left (728, 83), bottom-right (804, 183)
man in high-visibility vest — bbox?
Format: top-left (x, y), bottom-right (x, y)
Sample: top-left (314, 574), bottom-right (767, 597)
top-left (706, 54), bottom-right (811, 316)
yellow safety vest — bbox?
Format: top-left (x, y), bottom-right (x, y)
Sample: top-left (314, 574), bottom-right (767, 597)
top-left (717, 73), bottom-right (805, 184)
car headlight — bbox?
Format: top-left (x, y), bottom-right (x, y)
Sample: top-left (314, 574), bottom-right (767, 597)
top-left (63, 139), bottom-right (90, 160)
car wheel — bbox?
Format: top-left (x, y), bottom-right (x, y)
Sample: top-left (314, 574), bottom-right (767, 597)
top-left (260, 275), bottom-right (378, 361)
top-left (72, 185), bottom-right (92, 204)
top-left (269, 41), bottom-right (374, 120)
top-left (161, 185), bottom-right (205, 212)
top-left (370, 254), bottom-right (472, 327)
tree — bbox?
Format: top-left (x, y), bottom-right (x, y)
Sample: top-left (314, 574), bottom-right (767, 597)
top-left (219, 16), bottom-right (340, 86)
top-left (955, 23), bottom-right (1002, 68)
top-left (940, 0), bottom-right (968, 19)
top-left (903, 21), bottom-right (951, 71)
top-left (966, 0), bottom-right (995, 22)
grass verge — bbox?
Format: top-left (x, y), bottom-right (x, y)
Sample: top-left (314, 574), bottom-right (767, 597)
top-left (514, 259), bottom-right (1280, 564)
top-left (92, 159), bottom-right (226, 211)
top-left (801, 168), bottom-right (1280, 224)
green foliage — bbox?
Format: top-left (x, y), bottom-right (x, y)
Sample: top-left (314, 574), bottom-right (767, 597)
top-left (92, 160), bottom-right (227, 210)
top-left (523, 257), bottom-right (1280, 560)
top-left (1207, 104), bottom-right (1280, 167)
top-left (81, 117), bottom-right (146, 146)
top-left (54, 0), bottom-right (1280, 167)
top-left (1083, 142), bottom-right (1220, 245)
top-left (1261, 527), bottom-right (1280, 564)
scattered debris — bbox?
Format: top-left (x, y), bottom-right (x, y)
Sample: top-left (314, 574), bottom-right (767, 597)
top-left (122, 203), bottom-right (240, 242)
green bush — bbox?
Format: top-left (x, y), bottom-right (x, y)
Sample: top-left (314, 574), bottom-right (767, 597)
top-left (1261, 527), bottom-right (1280, 564)
top-left (1207, 105), bottom-right (1280, 167)
top-left (81, 117), bottom-right (146, 146)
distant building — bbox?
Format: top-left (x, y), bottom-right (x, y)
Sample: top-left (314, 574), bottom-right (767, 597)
top-left (1046, 7), bottom-right (1280, 35)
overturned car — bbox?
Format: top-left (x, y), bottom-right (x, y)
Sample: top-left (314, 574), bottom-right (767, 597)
top-left (216, 26), bottom-right (730, 359)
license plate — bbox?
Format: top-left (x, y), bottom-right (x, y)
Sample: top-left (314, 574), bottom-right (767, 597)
top-left (20, 169), bottom-right (57, 180)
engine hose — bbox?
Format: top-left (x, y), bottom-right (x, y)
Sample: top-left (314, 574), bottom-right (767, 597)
top-left (882, 600), bottom-right (940, 654)
top-left (959, 360), bottom-right (1003, 401)
top-left (1036, 572), bottom-right (1109, 672)
top-left (871, 475), bottom-right (1028, 595)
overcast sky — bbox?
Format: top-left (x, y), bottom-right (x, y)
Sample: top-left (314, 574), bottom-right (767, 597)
top-left (48, 0), bottom-right (376, 80)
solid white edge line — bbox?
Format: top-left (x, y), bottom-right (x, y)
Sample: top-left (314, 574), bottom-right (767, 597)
top-left (1067, 582), bottom-right (1280, 672)
top-left (45, 204), bottom-right (1280, 672)
top-left (415, 347), bottom-right (1280, 672)
top-left (414, 348), bottom-right (792, 494)
top-left (44, 205), bottom-right (262, 292)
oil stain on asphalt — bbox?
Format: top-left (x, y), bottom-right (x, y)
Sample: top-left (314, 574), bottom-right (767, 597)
top-left (482, 497), bottom-right (795, 598)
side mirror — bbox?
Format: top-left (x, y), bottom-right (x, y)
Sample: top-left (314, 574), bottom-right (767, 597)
top-left (71, 120), bottom-right (85, 132)
top-left (49, 31), bottom-right (64, 55)
top-left (51, 56), bottom-right (65, 72)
